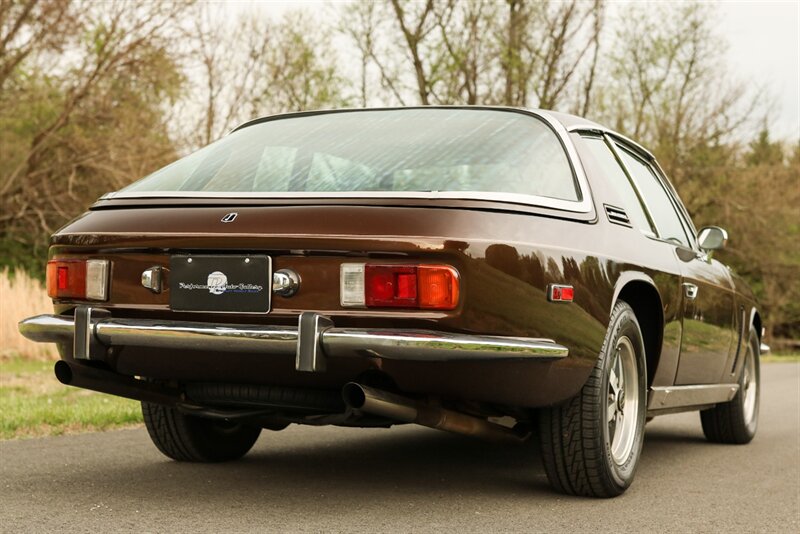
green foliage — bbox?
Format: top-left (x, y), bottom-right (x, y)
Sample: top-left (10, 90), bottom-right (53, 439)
top-left (0, 236), bottom-right (48, 281)
top-left (746, 129), bottom-right (785, 166)
top-left (0, 357), bottom-right (142, 439)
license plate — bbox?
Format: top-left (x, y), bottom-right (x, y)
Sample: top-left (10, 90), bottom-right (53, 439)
top-left (169, 255), bottom-right (271, 313)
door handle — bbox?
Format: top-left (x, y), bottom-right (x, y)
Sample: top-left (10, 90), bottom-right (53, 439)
top-left (683, 283), bottom-right (699, 300)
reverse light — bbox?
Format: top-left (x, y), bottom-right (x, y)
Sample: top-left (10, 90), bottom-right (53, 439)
top-left (340, 263), bottom-right (459, 310)
top-left (47, 259), bottom-right (109, 301)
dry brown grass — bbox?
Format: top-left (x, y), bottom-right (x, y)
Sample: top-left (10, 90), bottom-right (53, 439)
top-left (0, 269), bottom-right (56, 360)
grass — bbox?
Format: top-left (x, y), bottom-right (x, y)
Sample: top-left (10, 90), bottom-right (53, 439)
top-left (0, 355), bottom-right (143, 440)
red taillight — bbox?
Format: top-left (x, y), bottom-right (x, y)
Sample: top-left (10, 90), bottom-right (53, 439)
top-left (359, 264), bottom-right (459, 310)
top-left (46, 258), bottom-right (109, 300)
top-left (47, 260), bottom-right (87, 299)
top-left (365, 265), bottom-right (418, 307)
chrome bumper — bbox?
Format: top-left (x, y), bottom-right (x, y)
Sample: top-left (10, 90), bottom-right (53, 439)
top-left (19, 308), bottom-right (568, 373)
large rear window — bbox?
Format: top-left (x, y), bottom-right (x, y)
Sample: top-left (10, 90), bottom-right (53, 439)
top-left (120, 108), bottom-right (579, 202)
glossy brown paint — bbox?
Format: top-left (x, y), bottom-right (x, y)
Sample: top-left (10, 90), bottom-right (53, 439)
top-left (39, 110), bottom-right (760, 411)
top-left (571, 131), bottom-right (760, 389)
top-left (48, 196), bottom-right (681, 407)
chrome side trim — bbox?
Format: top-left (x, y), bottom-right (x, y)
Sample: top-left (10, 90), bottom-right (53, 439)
top-left (18, 314), bottom-right (569, 364)
top-left (647, 384), bottom-right (739, 415)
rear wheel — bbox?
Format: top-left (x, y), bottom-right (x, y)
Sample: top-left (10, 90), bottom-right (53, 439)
top-left (142, 402), bottom-right (261, 462)
top-left (538, 300), bottom-right (647, 497)
top-left (700, 327), bottom-right (760, 444)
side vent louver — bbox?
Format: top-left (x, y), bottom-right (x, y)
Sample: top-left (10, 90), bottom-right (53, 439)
top-left (604, 204), bottom-right (632, 227)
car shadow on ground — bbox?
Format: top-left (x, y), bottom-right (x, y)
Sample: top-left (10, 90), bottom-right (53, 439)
top-left (24, 420), bottom-right (716, 505)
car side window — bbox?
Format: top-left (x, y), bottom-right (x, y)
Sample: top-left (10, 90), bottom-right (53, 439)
top-left (578, 135), bottom-right (653, 235)
top-left (616, 146), bottom-right (690, 247)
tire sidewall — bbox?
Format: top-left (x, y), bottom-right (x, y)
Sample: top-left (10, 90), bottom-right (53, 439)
top-left (600, 304), bottom-right (647, 489)
top-left (739, 328), bottom-right (760, 437)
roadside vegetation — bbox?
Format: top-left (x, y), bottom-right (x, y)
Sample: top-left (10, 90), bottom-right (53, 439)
top-left (0, 357), bottom-right (141, 440)
top-left (0, 270), bottom-right (142, 439)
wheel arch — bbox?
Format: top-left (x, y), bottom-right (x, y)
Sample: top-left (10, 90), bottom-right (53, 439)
top-left (750, 308), bottom-right (762, 341)
top-left (612, 273), bottom-right (664, 388)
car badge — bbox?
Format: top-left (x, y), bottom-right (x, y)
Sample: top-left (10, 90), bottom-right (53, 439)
top-left (221, 212), bottom-right (238, 223)
top-left (207, 271), bottom-right (227, 295)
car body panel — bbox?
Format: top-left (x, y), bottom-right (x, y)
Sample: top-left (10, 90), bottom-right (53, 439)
top-left (24, 106), bottom-right (761, 412)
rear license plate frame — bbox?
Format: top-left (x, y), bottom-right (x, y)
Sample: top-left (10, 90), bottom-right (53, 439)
top-left (169, 255), bottom-right (271, 313)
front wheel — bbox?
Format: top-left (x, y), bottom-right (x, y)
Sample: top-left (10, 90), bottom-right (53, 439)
top-left (538, 300), bottom-right (647, 497)
top-left (142, 402), bottom-right (261, 462)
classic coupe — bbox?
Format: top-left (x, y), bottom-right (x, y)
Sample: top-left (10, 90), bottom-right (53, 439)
top-left (20, 107), bottom-right (762, 497)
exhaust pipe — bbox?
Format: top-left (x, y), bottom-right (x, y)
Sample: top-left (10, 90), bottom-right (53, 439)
top-left (342, 382), bottom-right (525, 443)
top-left (54, 360), bottom-right (181, 406)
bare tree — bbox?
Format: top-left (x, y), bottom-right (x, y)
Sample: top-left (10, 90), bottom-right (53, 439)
top-left (340, 0), bottom-right (605, 110)
top-left (0, 0), bottom-right (75, 89)
top-left (599, 2), bottom-right (759, 185)
top-left (390, 0), bottom-right (436, 105)
top-left (1, 1), bottom-right (191, 234)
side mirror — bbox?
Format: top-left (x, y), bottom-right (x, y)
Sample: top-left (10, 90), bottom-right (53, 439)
top-left (698, 226), bottom-right (728, 251)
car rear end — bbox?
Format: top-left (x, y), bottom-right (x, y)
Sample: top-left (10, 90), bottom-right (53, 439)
top-left (20, 107), bottom-right (605, 428)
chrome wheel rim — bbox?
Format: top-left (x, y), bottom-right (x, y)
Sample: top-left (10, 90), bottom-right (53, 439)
top-left (608, 336), bottom-right (639, 465)
top-left (742, 345), bottom-right (758, 425)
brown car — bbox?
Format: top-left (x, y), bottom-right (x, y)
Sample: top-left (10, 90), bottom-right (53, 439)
top-left (20, 107), bottom-right (763, 497)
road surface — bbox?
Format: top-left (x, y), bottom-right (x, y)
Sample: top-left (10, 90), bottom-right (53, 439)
top-left (2, 362), bottom-right (798, 532)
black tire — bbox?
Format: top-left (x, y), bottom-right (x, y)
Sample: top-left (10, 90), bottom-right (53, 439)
top-left (142, 402), bottom-right (261, 462)
top-left (538, 300), bottom-right (647, 497)
top-left (700, 327), bottom-right (760, 444)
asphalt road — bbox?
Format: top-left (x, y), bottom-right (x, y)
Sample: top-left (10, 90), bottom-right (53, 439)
top-left (2, 363), bottom-right (798, 533)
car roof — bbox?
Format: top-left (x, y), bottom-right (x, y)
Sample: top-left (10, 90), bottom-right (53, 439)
top-left (235, 106), bottom-right (655, 161)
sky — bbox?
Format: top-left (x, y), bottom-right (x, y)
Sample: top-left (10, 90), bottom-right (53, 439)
top-left (227, 0), bottom-right (800, 141)
top-left (720, 1), bottom-right (799, 139)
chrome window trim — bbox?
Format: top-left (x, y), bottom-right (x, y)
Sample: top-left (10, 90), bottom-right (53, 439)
top-left (569, 123), bottom-right (700, 246)
top-left (102, 190), bottom-right (592, 212)
top-left (650, 159), bottom-right (699, 249)
top-left (611, 140), bottom-right (692, 247)
top-left (101, 108), bottom-right (595, 214)
top-left (599, 135), bottom-right (659, 237)
top-left (566, 124), bottom-right (655, 161)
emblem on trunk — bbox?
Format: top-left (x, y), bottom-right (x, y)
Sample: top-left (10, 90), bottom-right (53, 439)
top-left (221, 212), bottom-right (238, 223)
